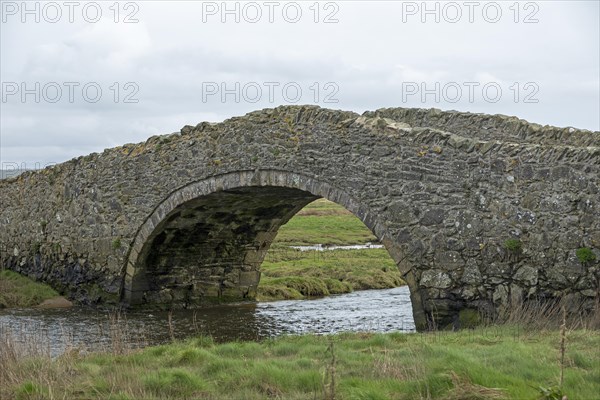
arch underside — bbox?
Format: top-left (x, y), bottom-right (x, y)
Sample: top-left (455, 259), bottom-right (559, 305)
top-left (128, 186), bottom-right (318, 306)
top-left (121, 170), bottom-right (426, 326)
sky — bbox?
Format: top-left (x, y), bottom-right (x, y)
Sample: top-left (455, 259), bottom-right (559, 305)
top-left (1, 0), bottom-right (599, 167)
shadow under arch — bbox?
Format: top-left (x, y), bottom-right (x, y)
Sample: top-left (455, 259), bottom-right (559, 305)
top-left (121, 169), bottom-right (426, 329)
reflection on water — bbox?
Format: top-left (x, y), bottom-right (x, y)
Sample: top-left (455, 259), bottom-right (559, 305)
top-left (0, 286), bottom-right (414, 356)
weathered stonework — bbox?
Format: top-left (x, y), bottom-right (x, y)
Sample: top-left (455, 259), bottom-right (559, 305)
top-left (0, 105), bottom-right (598, 330)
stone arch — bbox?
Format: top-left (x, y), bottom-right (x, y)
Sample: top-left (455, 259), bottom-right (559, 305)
top-left (121, 168), bottom-right (426, 328)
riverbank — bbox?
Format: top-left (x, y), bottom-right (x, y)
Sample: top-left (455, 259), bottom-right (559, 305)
top-left (258, 199), bottom-right (403, 301)
top-left (258, 248), bottom-right (403, 300)
top-left (2, 324), bottom-right (598, 399)
top-left (0, 270), bottom-right (63, 309)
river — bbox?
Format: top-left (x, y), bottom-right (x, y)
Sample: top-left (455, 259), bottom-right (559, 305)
top-left (0, 286), bottom-right (414, 357)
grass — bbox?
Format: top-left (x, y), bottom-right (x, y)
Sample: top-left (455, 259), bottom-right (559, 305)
top-left (0, 270), bottom-right (59, 309)
top-left (1, 325), bottom-right (598, 399)
top-left (258, 248), bottom-right (404, 301)
top-left (258, 199), bottom-right (403, 301)
top-left (272, 198), bottom-right (378, 246)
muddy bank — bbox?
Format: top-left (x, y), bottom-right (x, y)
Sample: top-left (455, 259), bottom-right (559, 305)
top-left (36, 297), bottom-right (73, 309)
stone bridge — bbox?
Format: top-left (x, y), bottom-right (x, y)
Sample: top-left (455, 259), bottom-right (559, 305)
top-left (1, 106), bottom-right (598, 330)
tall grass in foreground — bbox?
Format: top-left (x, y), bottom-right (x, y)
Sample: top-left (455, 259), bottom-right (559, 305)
top-left (1, 300), bottom-right (598, 400)
top-left (488, 295), bottom-right (600, 331)
top-left (0, 312), bottom-right (145, 398)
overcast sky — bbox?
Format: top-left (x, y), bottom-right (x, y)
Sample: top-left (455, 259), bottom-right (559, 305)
top-left (1, 0), bottom-right (598, 167)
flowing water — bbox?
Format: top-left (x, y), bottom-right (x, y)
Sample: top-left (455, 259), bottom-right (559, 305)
top-left (0, 286), bottom-right (414, 357)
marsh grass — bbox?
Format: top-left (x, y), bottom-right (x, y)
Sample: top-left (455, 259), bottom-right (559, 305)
top-left (258, 196), bottom-right (404, 302)
top-left (0, 270), bottom-right (59, 308)
top-left (272, 199), bottom-right (378, 246)
top-left (488, 295), bottom-right (600, 331)
top-left (1, 320), bottom-right (598, 400)
top-left (258, 248), bottom-right (404, 301)
top-left (0, 311), bottom-right (151, 399)
top-left (0, 323), bottom-right (62, 399)
top-left (102, 311), bottom-right (148, 355)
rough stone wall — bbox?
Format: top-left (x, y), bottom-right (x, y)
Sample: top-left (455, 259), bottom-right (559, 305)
top-left (0, 105), bottom-right (598, 330)
top-left (126, 185), bottom-right (317, 306)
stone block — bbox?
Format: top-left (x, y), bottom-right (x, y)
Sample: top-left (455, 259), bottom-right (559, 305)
top-left (420, 270), bottom-right (452, 289)
top-left (513, 266), bottom-right (538, 286)
top-left (420, 209), bottom-right (445, 226)
top-left (239, 271), bottom-right (260, 286)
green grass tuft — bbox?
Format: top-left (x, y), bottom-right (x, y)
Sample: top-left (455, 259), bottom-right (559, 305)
top-left (143, 368), bottom-right (207, 397)
top-left (503, 239), bottom-right (522, 252)
top-left (0, 270), bottom-right (59, 308)
top-left (576, 247), bottom-right (596, 264)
